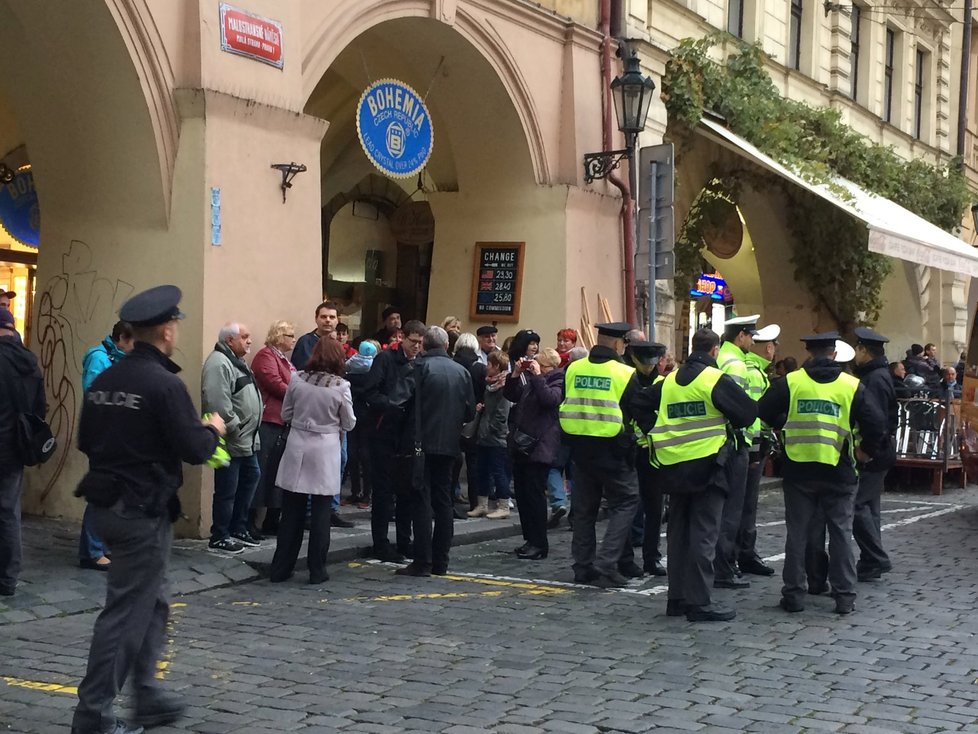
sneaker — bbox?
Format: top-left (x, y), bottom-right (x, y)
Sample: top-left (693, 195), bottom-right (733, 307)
top-left (330, 512), bottom-right (355, 529)
top-left (208, 538), bottom-right (244, 554)
top-left (547, 506), bottom-right (567, 529)
top-left (356, 501), bottom-right (370, 510)
top-left (231, 531), bottom-right (261, 548)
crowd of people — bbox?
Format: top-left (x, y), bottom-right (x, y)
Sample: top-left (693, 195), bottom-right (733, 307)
top-left (0, 281), bottom-right (951, 731)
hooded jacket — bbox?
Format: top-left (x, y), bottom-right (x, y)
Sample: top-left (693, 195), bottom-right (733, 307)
top-left (201, 341), bottom-right (262, 456)
top-left (82, 337), bottom-right (127, 393)
top-left (0, 336), bottom-right (46, 469)
top-left (758, 357), bottom-right (886, 485)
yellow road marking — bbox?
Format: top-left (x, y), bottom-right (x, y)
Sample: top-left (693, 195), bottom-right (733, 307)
top-left (1, 676), bottom-right (77, 695)
top-left (154, 601), bottom-right (186, 679)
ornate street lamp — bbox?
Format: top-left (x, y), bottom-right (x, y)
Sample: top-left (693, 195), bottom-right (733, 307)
top-left (583, 50), bottom-right (656, 183)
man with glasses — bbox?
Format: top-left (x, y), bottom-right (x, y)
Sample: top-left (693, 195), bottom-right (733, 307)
top-left (363, 320), bottom-right (427, 562)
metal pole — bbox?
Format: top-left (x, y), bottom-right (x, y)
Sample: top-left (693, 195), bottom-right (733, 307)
top-left (647, 159), bottom-right (657, 341)
top-left (625, 133), bottom-right (640, 334)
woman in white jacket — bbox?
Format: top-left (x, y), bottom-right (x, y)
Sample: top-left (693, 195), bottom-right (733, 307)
top-left (270, 337), bottom-right (355, 585)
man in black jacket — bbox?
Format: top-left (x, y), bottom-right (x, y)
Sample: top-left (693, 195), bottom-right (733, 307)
top-left (759, 333), bottom-right (886, 615)
top-left (851, 327), bottom-right (896, 581)
top-left (363, 320), bottom-right (426, 561)
top-left (395, 326), bottom-right (474, 577)
top-left (0, 308), bottom-right (46, 598)
top-left (632, 329), bottom-right (757, 621)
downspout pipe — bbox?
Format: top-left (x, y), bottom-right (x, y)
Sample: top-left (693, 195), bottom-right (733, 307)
top-left (957, 0), bottom-right (972, 165)
top-left (600, 0), bottom-right (638, 326)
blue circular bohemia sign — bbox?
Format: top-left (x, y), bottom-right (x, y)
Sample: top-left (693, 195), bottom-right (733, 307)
top-left (357, 79), bottom-right (433, 179)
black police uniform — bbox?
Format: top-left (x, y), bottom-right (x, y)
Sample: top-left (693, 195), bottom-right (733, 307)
top-left (851, 327), bottom-right (896, 580)
top-left (72, 286), bottom-right (220, 734)
top-left (619, 341), bottom-right (668, 578)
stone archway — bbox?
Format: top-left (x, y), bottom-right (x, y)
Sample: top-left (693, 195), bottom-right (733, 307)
top-left (0, 0), bottom-right (181, 515)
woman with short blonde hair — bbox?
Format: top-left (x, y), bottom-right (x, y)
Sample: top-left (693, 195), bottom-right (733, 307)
top-left (441, 316), bottom-right (461, 334)
top-left (265, 320), bottom-right (296, 349)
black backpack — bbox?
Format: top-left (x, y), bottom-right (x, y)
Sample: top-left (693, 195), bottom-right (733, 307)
top-left (0, 351), bottom-right (56, 466)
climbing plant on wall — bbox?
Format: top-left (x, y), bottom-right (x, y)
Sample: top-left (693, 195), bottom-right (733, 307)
top-left (661, 34), bottom-right (971, 331)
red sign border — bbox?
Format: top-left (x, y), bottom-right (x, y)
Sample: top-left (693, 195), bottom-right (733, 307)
top-left (218, 3), bottom-right (284, 70)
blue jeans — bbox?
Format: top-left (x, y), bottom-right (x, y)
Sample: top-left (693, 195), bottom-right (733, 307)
top-left (78, 504), bottom-right (106, 561)
top-left (477, 446), bottom-right (511, 500)
top-left (211, 454), bottom-right (261, 542)
top-left (547, 467), bottom-right (568, 511)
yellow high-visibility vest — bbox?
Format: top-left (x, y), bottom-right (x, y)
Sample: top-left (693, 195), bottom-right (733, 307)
top-left (649, 367), bottom-right (726, 466)
top-left (783, 369), bottom-right (860, 465)
top-left (559, 357), bottom-right (635, 437)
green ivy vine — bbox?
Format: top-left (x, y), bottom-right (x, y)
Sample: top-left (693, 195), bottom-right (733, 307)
top-left (661, 35), bottom-right (971, 331)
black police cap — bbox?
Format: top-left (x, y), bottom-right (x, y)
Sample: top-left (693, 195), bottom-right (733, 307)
top-left (595, 322), bottom-right (633, 338)
top-left (119, 285), bottom-right (186, 327)
top-left (853, 326), bottom-right (889, 346)
top-left (800, 331), bottom-right (840, 349)
top-left (628, 341), bottom-right (667, 365)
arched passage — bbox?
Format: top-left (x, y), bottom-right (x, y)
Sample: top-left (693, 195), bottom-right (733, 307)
top-left (0, 0), bottom-right (187, 517)
top-left (303, 13), bottom-right (579, 340)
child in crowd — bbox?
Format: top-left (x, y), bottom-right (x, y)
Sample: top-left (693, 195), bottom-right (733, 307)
top-left (468, 350), bottom-right (513, 519)
top-left (335, 322), bottom-right (356, 359)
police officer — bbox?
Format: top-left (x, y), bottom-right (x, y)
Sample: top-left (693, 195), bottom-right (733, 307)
top-left (737, 322), bottom-right (780, 576)
top-left (851, 326), bottom-right (896, 581)
top-left (633, 328), bottom-right (757, 621)
top-left (559, 322), bottom-right (640, 588)
top-left (72, 285), bottom-right (226, 734)
top-left (618, 340), bottom-right (668, 578)
top-left (713, 314), bottom-right (759, 588)
top-left (758, 332), bottom-right (885, 615)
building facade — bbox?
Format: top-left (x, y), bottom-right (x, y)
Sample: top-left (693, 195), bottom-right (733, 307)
top-left (0, 0), bottom-right (972, 532)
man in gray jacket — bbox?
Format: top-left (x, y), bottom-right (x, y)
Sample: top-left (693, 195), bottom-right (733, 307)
top-left (202, 323), bottom-right (263, 553)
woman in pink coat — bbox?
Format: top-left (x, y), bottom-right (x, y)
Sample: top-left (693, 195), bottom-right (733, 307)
top-left (249, 321), bottom-right (296, 536)
top-left (270, 338), bottom-right (355, 585)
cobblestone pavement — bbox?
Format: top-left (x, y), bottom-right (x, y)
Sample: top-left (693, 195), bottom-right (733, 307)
top-left (2, 485), bottom-right (978, 733)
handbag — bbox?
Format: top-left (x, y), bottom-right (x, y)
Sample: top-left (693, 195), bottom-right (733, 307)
top-left (508, 427), bottom-right (539, 458)
top-left (0, 353), bottom-right (56, 466)
top-left (461, 412), bottom-right (481, 441)
top-left (265, 423), bottom-right (291, 485)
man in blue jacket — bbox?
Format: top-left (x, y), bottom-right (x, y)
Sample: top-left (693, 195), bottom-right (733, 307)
top-left (78, 321), bottom-right (134, 571)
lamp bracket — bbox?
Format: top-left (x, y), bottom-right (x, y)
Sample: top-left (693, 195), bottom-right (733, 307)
top-left (270, 162), bottom-right (307, 203)
top-left (583, 149), bottom-right (630, 184)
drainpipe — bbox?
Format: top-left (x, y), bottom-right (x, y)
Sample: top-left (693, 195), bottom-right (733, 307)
top-left (957, 0), bottom-right (972, 164)
top-left (600, 0), bottom-right (638, 325)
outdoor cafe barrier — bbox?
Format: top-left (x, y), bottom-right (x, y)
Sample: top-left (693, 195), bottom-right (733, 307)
top-left (894, 387), bottom-right (965, 495)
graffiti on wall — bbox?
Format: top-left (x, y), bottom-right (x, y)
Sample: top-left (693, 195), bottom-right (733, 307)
top-left (35, 240), bottom-right (134, 501)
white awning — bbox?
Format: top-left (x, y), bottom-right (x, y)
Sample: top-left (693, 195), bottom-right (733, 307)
top-left (698, 118), bottom-right (978, 277)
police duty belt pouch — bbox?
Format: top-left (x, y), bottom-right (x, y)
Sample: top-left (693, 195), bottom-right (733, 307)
top-left (0, 354), bottom-right (56, 466)
top-left (74, 471), bottom-right (124, 508)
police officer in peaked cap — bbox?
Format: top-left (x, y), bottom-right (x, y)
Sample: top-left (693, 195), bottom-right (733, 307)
top-left (758, 332), bottom-right (886, 616)
top-left (558, 322), bottom-right (642, 588)
top-left (72, 285), bottom-right (226, 734)
top-left (851, 327), bottom-right (896, 582)
top-left (618, 341), bottom-right (669, 579)
top-left (714, 314), bottom-right (760, 589)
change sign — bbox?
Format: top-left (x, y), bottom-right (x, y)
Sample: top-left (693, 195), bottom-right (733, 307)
top-left (357, 79), bottom-right (433, 179)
